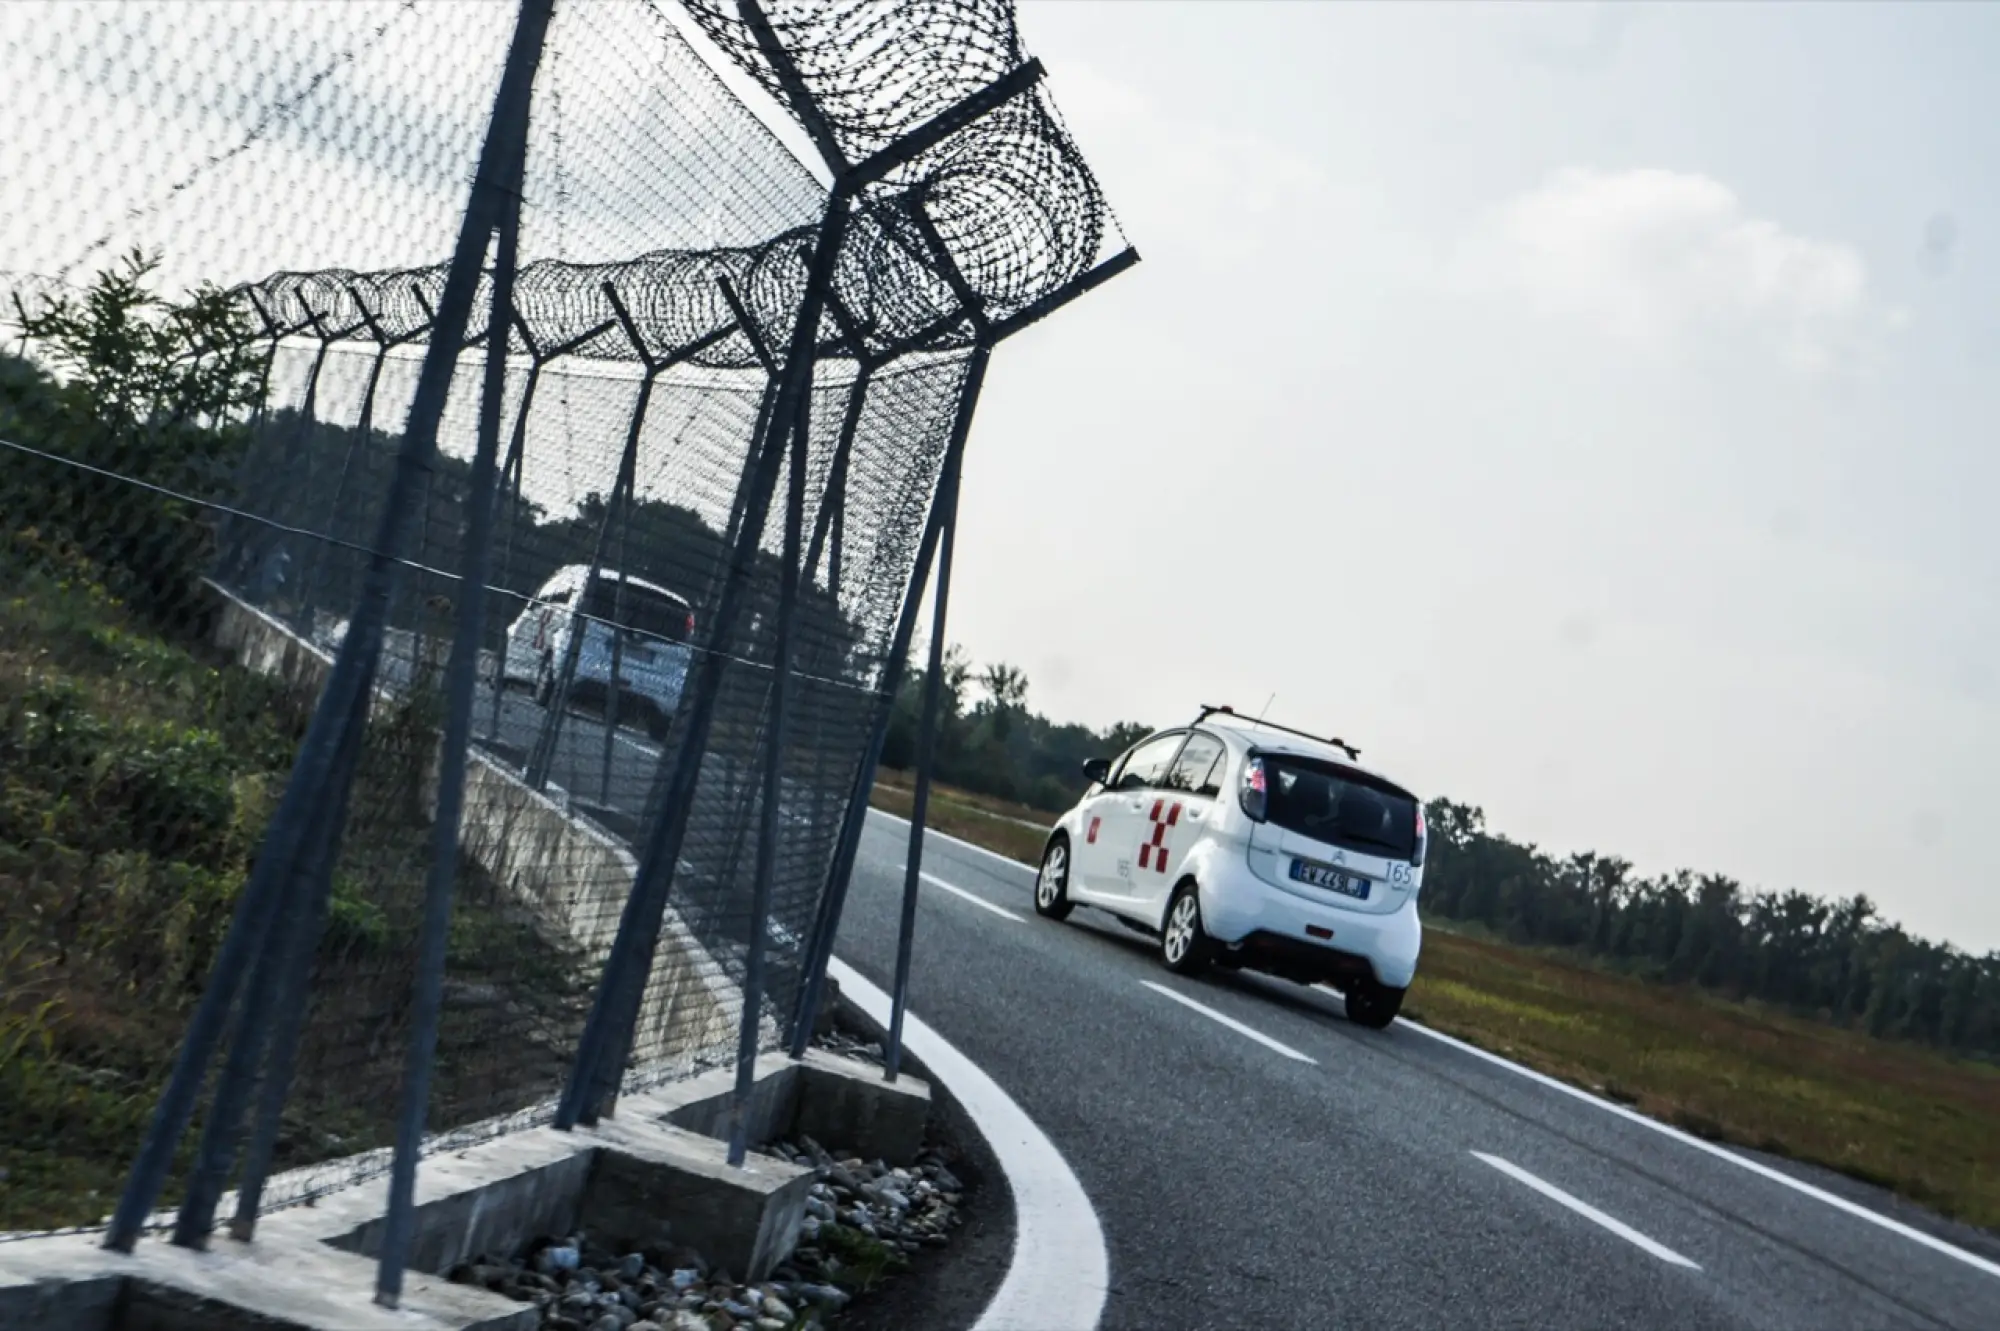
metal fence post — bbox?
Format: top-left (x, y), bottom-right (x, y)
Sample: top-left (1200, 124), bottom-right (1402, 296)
top-left (484, 351), bottom-right (540, 743)
top-left (885, 421), bottom-right (968, 1083)
top-left (300, 285), bottom-right (431, 635)
top-left (727, 341), bottom-right (812, 1169)
top-left (801, 363), bottom-right (867, 594)
top-left (522, 387), bottom-right (645, 792)
top-left (375, 80), bottom-right (530, 1308)
top-left (787, 342), bottom-right (987, 1055)
top-left (783, 249), bottom-right (1142, 1053)
top-left (104, 0), bottom-right (556, 1255)
top-left (525, 283), bottom-right (658, 791)
top-left (557, 186), bottom-right (854, 1130)
top-left (225, 699), bottom-right (369, 1240)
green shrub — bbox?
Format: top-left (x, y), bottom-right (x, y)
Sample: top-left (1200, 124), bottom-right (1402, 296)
top-left (326, 877), bottom-right (394, 955)
top-left (111, 723), bottom-right (238, 869)
top-left (2, 250), bottom-right (261, 628)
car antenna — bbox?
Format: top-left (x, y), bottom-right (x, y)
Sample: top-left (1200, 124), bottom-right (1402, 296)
top-left (1256, 692), bottom-right (1276, 723)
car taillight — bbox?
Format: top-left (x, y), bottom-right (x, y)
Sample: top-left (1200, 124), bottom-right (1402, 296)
top-left (1239, 756), bottom-right (1268, 823)
top-left (1412, 803), bottom-right (1427, 868)
top-left (686, 613), bottom-right (696, 636)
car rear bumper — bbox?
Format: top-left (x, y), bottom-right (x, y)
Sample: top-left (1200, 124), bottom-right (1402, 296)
top-left (1200, 871), bottom-right (1421, 989)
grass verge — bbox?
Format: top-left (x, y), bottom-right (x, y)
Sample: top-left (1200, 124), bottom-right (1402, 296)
top-left (873, 773), bottom-right (2000, 1234)
top-left (0, 533), bottom-right (585, 1232)
top-left (870, 769), bottom-right (1051, 866)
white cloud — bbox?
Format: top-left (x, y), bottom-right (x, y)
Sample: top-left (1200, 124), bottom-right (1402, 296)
top-left (1459, 167), bottom-right (1868, 372)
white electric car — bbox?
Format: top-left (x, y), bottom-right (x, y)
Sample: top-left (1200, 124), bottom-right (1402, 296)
top-left (500, 564), bottom-right (695, 741)
top-left (1035, 706), bottom-right (1426, 1028)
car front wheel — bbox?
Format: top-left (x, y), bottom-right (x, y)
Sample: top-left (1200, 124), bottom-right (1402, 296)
top-left (1343, 978), bottom-right (1405, 1029)
top-left (1034, 835), bottom-right (1074, 920)
top-left (1160, 881), bottom-right (1212, 975)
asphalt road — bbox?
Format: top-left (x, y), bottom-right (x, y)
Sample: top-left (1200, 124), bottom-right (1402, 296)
top-left (356, 625), bottom-right (2000, 1328)
top-left (830, 812), bottom-right (2000, 1331)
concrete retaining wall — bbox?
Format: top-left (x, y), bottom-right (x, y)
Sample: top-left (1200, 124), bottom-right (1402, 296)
top-left (207, 585), bottom-right (736, 1070)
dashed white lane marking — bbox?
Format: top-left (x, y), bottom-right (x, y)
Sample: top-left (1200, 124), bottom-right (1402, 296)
top-left (827, 957), bottom-right (1108, 1331)
top-left (874, 809), bottom-right (2000, 1287)
top-left (1407, 1022), bottom-right (2000, 1282)
top-left (901, 868), bottom-right (1025, 922)
top-left (1474, 1151), bottom-right (1702, 1270)
top-left (1139, 981), bottom-right (1317, 1064)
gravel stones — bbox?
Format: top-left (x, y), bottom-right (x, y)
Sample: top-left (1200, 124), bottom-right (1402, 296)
top-left (461, 1027), bottom-right (964, 1327)
top-left (810, 1029), bottom-right (885, 1068)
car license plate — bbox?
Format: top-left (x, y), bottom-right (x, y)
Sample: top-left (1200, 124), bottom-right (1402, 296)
top-left (1289, 858), bottom-right (1370, 900)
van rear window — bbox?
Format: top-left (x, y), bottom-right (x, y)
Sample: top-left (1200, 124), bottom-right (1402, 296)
top-left (580, 579), bottom-right (692, 644)
top-left (1263, 755), bottom-right (1418, 860)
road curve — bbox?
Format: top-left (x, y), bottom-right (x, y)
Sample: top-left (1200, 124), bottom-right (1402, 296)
top-left (834, 810), bottom-right (2000, 1331)
top-left (446, 673), bottom-right (2000, 1328)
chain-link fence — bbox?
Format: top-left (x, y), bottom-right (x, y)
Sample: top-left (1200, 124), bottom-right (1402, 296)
top-left (0, 0), bottom-right (1131, 1295)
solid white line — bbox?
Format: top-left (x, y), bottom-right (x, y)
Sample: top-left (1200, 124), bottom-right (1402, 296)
top-left (907, 868), bottom-right (1025, 922)
top-left (869, 806), bottom-right (1041, 878)
top-left (1473, 1151), bottom-right (1702, 1269)
top-left (827, 956), bottom-right (1107, 1331)
top-left (877, 826), bottom-right (2000, 1284)
top-left (1407, 1021), bottom-right (2000, 1282)
top-left (1139, 981), bottom-right (1317, 1064)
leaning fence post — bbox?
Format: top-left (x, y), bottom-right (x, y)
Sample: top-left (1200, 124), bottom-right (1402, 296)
top-left (787, 346), bottom-right (985, 1056)
top-left (225, 696), bottom-right (370, 1240)
top-left (105, 0), bottom-right (556, 1257)
top-left (374, 23), bottom-right (536, 1309)
top-left (885, 412), bottom-right (967, 1083)
top-left (484, 333), bottom-right (541, 744)
top-left (556, 186), bottom-right (854, 1130)
top-left (727, 336), bottom-right (812, 1168)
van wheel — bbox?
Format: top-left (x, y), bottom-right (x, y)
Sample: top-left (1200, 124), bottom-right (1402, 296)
top-left (646, 708), bottom-right (672, 743)
top-left (1344, 979), bottom-right (1405, 1030)
top-left (1160, 881), bottom-right (1212, 975)
top-left (1034, 835), bottom-right (1074, 921)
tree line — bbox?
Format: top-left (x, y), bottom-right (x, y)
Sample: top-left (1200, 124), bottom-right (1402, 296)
top-left (882, 648), bottom-right (2000, 1062)
top-left (11, 255), bottom-right (1994, 1065)
top-left (1419, 800), bottom-right (2000, 1059)
top-left (880, 642), bottom-right (1149, 813)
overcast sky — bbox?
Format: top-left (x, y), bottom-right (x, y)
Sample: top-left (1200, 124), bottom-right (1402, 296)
top-left (957, 2), bottom-right (2000, 953)
top-left (3, 1), bottom-right (1993, 955)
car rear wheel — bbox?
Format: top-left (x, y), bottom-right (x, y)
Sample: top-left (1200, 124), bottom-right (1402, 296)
top-left (1160, 881), bottom-right (1212, 975)
top-left (1343, 978), bottom-right (1404, 1029)
top-left (1034, 836), bottom-right (1074, 921)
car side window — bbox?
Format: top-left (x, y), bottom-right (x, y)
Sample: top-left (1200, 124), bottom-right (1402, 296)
top-left (1112, 733), bottom-right (1184, 792)
top-left (1164, 733), bottom-right (1225, 797)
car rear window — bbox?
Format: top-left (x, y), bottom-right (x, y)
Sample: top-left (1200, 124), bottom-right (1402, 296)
top-left (580, 578), bottom-right (692, 644)
top-left (1262, 754), bottom-right (1418, 859)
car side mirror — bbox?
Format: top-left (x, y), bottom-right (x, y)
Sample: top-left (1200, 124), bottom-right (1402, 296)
top-left (1082, 757), bottom-right (1111, 785)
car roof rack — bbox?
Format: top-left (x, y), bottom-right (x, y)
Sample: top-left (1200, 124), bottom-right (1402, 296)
top-left (1195, 704), bottom-right (1360, 762)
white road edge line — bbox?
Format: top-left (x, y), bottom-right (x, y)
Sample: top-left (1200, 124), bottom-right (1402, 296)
top-left (827, 956), bottom-right (1107, 1331)
top-left (870, 817), bottom-right (2000, 1283)
top-left (903, 868), bottom-right (1026, 922)
top-left (1139, 981), bottom-right (1317, 1064)
top-left (1408, 1021), bottom-right (2000, 1282)
top-left (1473, 1152), bottom-right (1701, 1269)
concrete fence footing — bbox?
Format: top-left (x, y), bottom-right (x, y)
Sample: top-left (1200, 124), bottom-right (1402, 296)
top-left (0, 1049), bottom-right (928, 1330)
